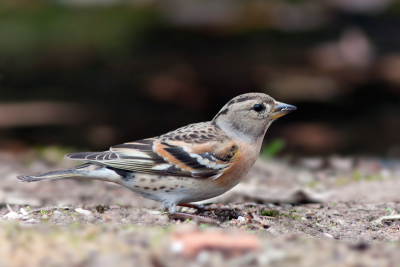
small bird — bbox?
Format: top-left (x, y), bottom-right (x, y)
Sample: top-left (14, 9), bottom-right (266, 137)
top-left (17, 93), bottom-right (296, 218)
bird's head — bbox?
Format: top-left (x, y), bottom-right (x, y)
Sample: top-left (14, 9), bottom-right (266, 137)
top-left (212, 93), bottom-right (296, 142)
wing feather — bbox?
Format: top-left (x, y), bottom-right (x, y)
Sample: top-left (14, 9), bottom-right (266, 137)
top-left (65, 124), bottom-right (238, 179)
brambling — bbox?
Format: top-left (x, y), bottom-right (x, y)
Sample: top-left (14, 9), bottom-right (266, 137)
top-left (17, 93), bottom-right (296, 217)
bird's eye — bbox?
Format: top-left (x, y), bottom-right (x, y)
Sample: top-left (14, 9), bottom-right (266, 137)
top-left (253, 104), bottom-right (264, 112)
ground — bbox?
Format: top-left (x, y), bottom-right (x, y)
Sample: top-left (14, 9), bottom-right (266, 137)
top-left (1, 149), bottom-right (400, 266)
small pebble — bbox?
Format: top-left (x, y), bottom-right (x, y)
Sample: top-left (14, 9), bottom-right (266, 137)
top-left (20, 208), bottom-right (29, 216)
top-left (25, 219), bottom-right (40, 224)
top-left (237, 216), bottom-right (246, 222)
top-left (171, 241), bottom-right (184, 253)
top-left (147, 210), bottom-right (161, 215)
top-left (75, 208), bottom-right (93, 216)
top-left (323, 233), bottom-right (334, 239)
top-left (3, 211), bottom-right (19, 220)
top-left (197, 251), bottom-right (210, 263)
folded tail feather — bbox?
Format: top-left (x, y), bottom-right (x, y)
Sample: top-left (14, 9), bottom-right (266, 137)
top-left (17, 169), bottom-right (86, 183)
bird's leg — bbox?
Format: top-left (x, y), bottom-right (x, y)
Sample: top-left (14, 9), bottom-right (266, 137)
top-left (178, 203), bottom-right (233, 214)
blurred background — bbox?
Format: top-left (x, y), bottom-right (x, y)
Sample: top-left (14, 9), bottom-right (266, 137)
top-left (1, 0), bottom-right (400, 158)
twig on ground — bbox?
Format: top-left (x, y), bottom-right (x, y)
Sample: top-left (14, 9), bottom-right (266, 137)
top-left (252, 214), bottom-right (273, 228)
top-left (6, 204), bottom-right (13, 212)
top-left (372, 215), bottom-right (400, 226)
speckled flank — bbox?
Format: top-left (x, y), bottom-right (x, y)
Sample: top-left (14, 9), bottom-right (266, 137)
top-left (117, 172), bottom-right (230, 206)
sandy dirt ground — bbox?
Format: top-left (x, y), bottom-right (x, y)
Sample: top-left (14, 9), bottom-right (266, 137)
top-left (1, 149), bottom-right (400, 267)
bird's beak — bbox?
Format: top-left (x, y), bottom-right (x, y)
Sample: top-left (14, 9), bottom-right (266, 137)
top-left (272, 102), bottom-right (297, 119)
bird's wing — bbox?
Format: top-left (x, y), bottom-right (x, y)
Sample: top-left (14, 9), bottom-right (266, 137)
top-left (65, 129), bottom-right (238, 180)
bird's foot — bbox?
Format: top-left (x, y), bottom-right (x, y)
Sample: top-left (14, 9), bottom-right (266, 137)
top-left (178, 203), bottom-right (233, 214)
top-left (169, 212), bottom-right (219, 225)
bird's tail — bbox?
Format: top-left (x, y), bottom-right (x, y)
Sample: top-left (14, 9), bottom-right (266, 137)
top-left (17, 164), bottom-right (91, 183)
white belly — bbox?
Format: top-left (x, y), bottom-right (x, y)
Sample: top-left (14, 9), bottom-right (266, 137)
top-left (118, 173), bottom-right (235, 205)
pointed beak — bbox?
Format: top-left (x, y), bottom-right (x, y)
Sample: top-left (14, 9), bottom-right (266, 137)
top-left (272, 102), bottom-right (297, 119)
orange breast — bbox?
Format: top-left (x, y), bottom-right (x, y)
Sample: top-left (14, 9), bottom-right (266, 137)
top-left (213, 142), bottom-right (260, 188)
